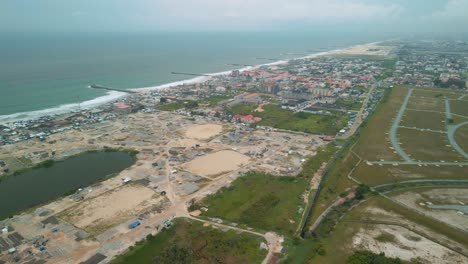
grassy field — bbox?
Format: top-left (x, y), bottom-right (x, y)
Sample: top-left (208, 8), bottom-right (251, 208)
top-left (351, 162), bottom-right (468, 186)
top-left (285, 195), bottom-right (468, 264)
top-left (451, 100), bottom-right (468, 117)
top-left (334, 98), bottom-right (363, 111)
top-left (407, 97), bottom-right (445, 112)
top-left (228, 104), bottom-right (348, 135)
top-left (304, 85), bottom-right (467, 226)
top-left (455, 125), bottom-right (468, 153)
top-left (400, 110), bottom-right (446, 131)
top-left (111, 218), bottom-right (267, 264)
top-left (305, 150), bottom-right (359, 227)
top-left (157, 100), bottom-right (198, 111)
top-left (197, 172), bottom-right (308, 236)
top-left (410, 88), bottom-right (464, 100)
top-left (201, 95), bottom-right (232, 106)
top-left (352, 86), bottom-right (407, 161)
top-left (398, 128), bottom-right (463, 161)
top-left (298, 143), bottom-right (339, 179)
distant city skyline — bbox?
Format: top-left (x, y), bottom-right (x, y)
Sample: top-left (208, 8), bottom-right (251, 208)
top-left (1, 0), bottom-right (468, 34)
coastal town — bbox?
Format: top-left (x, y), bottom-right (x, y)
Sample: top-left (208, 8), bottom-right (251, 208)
top-left (0, 39), bottom-right (467, 264)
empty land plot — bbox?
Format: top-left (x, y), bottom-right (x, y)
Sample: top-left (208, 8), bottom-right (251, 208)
top-left (286, 195), bottom-right (468, 264)
top-left (59, 184), bottom-right (164, 235)
top-left (415, 188), bottom-right (468, 204)
top-left (352, 162), bottom-right (468, 186)
top-left (351, 224), bottom-right (467, 264)
top-left (451, 100), bottom-right (468, 117)
top-left (411, 88), bottom-right (463, 100)
top-left (183, 150), bottom-right (250, 178)
top-left (455, 124), bottom-right (468, 153)
top-left (400, 110), bottom-right (446, 131)
top-left (391, 188), bottom-right (468, 231)
top-left (197, 172), bottom-right (307, 236)
top-left (407, 97), bottom-right (445, 112)
top-left (111, 218), bottom-right (267, 264)
top-left (398, 128), bottom-right (463, 162)
top-left (184, 124), bottom-right (224, 140)
top-left (452, 115), bottom-right (468, 125)
top-left (352, 86), bottom-right (408, 161)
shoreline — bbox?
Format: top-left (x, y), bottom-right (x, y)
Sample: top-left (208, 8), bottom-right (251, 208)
top-left (0, 40), bottom-right (385, 125)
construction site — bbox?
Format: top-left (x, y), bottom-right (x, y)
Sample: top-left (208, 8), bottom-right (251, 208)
top-left (0, 110), bottom-right (324, 264)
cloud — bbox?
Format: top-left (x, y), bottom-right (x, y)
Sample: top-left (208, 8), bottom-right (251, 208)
top-left (394, 0), bottom-right (468, 33)
top-left (150, 0), bottom-right (403, 28)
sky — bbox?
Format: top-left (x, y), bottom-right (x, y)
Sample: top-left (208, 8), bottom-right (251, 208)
top-left (1, 0), bottom-right (467, 34)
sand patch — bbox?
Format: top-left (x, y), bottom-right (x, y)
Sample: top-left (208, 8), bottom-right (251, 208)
top-left (59, 185), bottom-right (164, 234)
top-left (185, 124), bottom-right (223, 140)
top-left (334, 43), bottom-right (394, 57)
top-left (254, 105), bottom-right (265, 112)
top-left (183, 150), bottom-right (250, 177)
top-left (352, 225), bottom-right (467, 263)
top-left (392, 190), bottom-right (468, 231)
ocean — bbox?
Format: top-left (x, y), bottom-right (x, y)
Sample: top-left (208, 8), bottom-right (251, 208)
top-left (0, 31), bottom-right (390, 123)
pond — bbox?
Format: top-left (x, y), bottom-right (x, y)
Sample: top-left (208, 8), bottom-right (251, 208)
top-left (0, 151), bottom-right (135, 218)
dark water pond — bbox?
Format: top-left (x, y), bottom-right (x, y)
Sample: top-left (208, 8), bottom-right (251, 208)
top-left (0, 151), bottom-right (134, 218)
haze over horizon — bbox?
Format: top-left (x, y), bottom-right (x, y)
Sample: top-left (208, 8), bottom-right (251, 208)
top-left (1, 0), bottom-right (468, 35)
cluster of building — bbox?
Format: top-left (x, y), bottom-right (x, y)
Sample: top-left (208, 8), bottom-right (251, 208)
top-left (388, 40), bottom-right (468, 88)
top-left (2, 39), bottom-right (466, 150)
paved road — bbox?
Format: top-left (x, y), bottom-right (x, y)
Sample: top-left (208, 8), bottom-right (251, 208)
top-left (389, 88), bottom-right (413, 162)
top-left (444, 98), bottom-right (453, 120)
top-left (447, 121), bottom-right (468, 160)
top-left (338, 85), bottom-right (375, 139)
top-left (369, 160), bottom-right (468, 166)
top-left (373, 179), bottom-right (468, 190)
top-left (399, 126), bottom-right (446, 134)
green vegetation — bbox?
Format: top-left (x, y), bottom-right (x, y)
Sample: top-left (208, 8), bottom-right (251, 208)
top-left (282, 195), bottom-right (365, 263)
top-left (375, 232), bottom-right (396, 243)
top-left (455, 125), bottom-right (468, 153)
top-left (298, 143), bottom-right (339, 179)
top-left (334, 98), bottom-right (363, 111)
top-left (228, 104), bottom-right (348, 135)
top-left (434, 78), bottom-right (466, 89)
top-left (202, 95), bottom-right (231, 106)
top-left (347, 251), bottom-right (404, 264)
top-left (111, 218), bottom-right (267, 264)
top-left (158, 100), bottom-right (199, 111)
top-left (197, 172), bottom-right (307, 236)
top-left (305, 143), bottom-right (359, 228)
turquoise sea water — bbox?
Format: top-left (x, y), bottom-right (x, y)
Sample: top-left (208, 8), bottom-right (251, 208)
top-left (0, 31), bottom-right (390, 120)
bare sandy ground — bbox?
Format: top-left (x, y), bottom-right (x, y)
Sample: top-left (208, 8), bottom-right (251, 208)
top-left (392, 189), bottom-right (468, 231)
top-left (185, 124), bottom-right (223, 140)
top-left (183, 150), bottom-right (250, 177)
top-left (352, 225), bottom-right (467, 263)
top-left (59, 185), bottom-right (162, 234)
top-left (334, 43), bottom-right (395, 57)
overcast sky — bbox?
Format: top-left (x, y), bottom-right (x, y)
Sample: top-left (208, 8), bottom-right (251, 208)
top-left (1, 0), bottom-right (467, 34)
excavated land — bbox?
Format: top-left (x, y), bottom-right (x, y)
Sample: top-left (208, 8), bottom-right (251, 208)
top-left (0, 110), bottom-right (323, 264)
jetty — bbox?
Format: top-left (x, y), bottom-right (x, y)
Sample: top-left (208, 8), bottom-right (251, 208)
top-left (226, 63), bottom-right (253, 67)
top-left (89, 84), bottom-right (138, 94)
top-left (255, 57), bottom-right (280, 61)
top-left (171, 72), bottom-right (211, 77)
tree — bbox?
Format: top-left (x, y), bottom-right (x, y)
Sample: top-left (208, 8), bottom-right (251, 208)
top-left (347, 250), bottom-right (403, 264)
top-left (153, 245), bottom-right (193, 264)
top-left (355, 184), bottom-right (371, 200)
